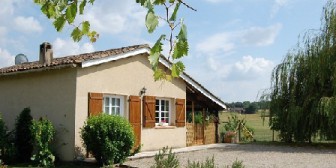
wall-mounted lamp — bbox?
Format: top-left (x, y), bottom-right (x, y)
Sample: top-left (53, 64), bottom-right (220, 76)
top-left (140, 87), bottom-right (147, 96)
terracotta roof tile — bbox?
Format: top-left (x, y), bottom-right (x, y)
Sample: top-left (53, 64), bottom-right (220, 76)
top-left (0, 44), bottom-right (149, 76)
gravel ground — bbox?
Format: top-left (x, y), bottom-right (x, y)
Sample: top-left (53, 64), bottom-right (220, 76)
top-left (124, 144), bottom-right (336, 168)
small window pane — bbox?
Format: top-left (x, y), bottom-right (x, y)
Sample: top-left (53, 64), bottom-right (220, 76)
top-left (112, 107), bottom-right (116, 115)
top-left (116, 98), bottom-right (120, 106)
top-left (105, 107), bottom-right (109, 114)
top-left (165, 100), bottom-right (169, 111)
top-left (156, 100), bottom-right (159, 105)
top-left (116, 107), bottom-right (120, 115)
top-left (112, 98), bottom-right (115, 106)
top-left (155, 112), bottom-right (159, 117)
top-left (105, 97), bottom-right (109, 106)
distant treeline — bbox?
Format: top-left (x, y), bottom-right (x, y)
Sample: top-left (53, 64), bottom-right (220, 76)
top-left (225, 101), bottom-right (270, 114)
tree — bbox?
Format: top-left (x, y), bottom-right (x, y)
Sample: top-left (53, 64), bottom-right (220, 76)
top-left (15, 108), bottom-right (33, 163)
top-left (268, 0), bottom-right (336, 142)
top-left (245, 103), bottom-right (257, 114)
top-left (33, 0), bottom-right (195, 81)
top-left (242, 101), bottom-right (251, 109)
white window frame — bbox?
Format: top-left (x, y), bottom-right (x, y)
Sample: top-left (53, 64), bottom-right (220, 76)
top-left (103, 95), bottom-right (125, 116)
top-left (155, 98), bottom-right (171, 126)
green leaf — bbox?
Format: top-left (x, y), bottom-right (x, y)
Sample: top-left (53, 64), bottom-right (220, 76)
top-left (154, 0), bottom-right (166, 5)
top-left (169, 0), bottom-right (175, 3)
top-left (145, 10), bottom-right (159, 33)
top-left (136, 0), bottom-right (148, 6)
top-left (149, 52), bottom-right (160, 68)
top-left (88, 31), bottom-right (98, 43)
top-left (47, 3), bottom-right (56, 18)
top-left (53, 16), bottom-right (66, 32)
top-left (82, 21), bottom-right (90, 34)
top-left (149, 35), bottom-right (165, 68)
top-left (173, 40), bottom-right (189, 59)
top-left (150, 34), bottom-right (166, 55)
top-left (171, 61), bottom-right (185, 77)
top-left (89, 0), bottom-right (95, 4)
top-left (41, 3), bottom-right (50, 18)
top-left (169, 3), bottom-right (180, 22)
top-left (66, 3), bottom-right (77, 24)
top-left (154, 69), bottom-right (166, 81)
top-left (79, 0), bottom-right (87, 15)
top-left (71, 27), bottom-right (82, 42)
top-left (178, 24), bottom-right (187, 41)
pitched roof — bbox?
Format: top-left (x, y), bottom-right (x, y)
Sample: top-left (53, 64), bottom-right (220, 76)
top-left (0, 44), bottom-right (226, 109)
top-left (0, 44), bottom-right (149, 75)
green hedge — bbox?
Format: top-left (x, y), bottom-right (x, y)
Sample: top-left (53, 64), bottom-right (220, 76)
top-left (81, 114), bottom-right (135, 166)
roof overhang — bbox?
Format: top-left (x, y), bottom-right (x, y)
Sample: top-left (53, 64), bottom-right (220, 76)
top-left (81, 47), bottom-right (226, 110)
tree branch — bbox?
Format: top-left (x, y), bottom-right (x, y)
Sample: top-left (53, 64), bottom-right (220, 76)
top-left (178, 0), bottom-right (197, 11)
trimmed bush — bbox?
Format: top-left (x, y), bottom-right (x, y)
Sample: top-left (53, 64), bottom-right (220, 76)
top-left (81, 114), bottom-right (135, 166)
top-left (31, 118), bottom-right (55, 167)
top-left (15, 107), bottom-right (33, 162)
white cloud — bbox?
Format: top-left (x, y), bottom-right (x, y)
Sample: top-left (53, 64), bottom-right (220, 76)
top-left (196, 33), bottom-right (236, 55)
top-left (0, 48), bottom-right (14, 68)
top-left (53, 38), bottom-right (95, 57)
top-left (206, 55), bottom-right (274, 81)
top-left (197, 24), bottom-right (282, 55)
top-left (241, 23), bottom-right (282, 46)
top-left (0, 0), bottom-right (15, 19)
top-left (79, 0), bottom-right (146, 35)
top-left (14, 16), bottom-right (43, 33)
top-left (234, 55), bottom-right (274, 75)
top-left (271, 0), bottom-right (289, 17)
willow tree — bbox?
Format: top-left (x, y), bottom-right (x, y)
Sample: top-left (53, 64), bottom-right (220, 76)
top-left (269, 0), bottom-right (336, 142)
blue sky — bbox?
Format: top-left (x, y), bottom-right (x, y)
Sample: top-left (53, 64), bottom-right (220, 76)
top-left (0, 0), bottom-right (328, 102)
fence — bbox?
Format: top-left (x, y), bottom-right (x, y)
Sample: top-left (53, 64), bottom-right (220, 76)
top-left (186, 122), bottom-right (217, 146)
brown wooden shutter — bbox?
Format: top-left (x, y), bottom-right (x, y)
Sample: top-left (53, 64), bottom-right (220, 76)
top-left (143, 96), bottom-right (156, 128)
top-left (88, 92), bottom-right (103, 116)
top-left (129, 96), bottom-right (141, 148)
top-left (175, 98), bottom-right (186, 127)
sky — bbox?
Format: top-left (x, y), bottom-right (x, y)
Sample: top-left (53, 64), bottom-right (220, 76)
top-left (0, 0), bottom-right (329, 103)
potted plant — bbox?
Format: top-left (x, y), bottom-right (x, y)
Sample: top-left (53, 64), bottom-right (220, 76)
top-left (224, 131), bottom-right (236, 143)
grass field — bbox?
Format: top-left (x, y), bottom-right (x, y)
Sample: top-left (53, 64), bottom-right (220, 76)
top-left (219, 111), bottom-right (280, 142)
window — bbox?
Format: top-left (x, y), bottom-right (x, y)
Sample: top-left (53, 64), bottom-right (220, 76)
top-left (103, 95), bottom-right (124, 116)
top-left (155, 98), bottom-right (170, 126)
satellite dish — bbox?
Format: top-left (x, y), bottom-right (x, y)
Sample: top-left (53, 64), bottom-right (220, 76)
top-left (15, 53), bottom-right (28, 65)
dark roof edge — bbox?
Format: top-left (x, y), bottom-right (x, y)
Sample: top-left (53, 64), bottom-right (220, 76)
top-left (0, 64), bottom-right (77, 77)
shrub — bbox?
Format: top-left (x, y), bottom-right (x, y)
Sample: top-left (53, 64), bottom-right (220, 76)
top-left (31, 118), bottom-right (55, 167)
top-left (15, 107), bottom-right (33, 162)
top-left (81, 114), bottom-right (135, 166)
top-left (0, 113), bottom-right (16, 164)
top-left (0, 113), bottom-right (7, 156)
top-left (231, 159), bottom-right (245, 168)
top-left (150, 147), bottom-right (179, 168)
top-left (187, 156), bottom-right (215, 168)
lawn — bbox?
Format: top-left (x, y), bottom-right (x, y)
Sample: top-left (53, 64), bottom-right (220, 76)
top-left (219, 111), bottom-right (280, 142)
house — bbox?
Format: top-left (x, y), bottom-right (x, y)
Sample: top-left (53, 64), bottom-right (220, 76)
top-left (0, 43), bottom-right (226, 161)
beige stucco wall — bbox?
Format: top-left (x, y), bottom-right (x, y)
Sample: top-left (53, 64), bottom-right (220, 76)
top-left (75, 54), bottom-right (186, 152)
top-left (0, 68), bottom-right (77, 161)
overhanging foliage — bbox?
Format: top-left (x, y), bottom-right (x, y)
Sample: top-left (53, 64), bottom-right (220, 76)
top-left (268, 0), bottom-right (336, 142)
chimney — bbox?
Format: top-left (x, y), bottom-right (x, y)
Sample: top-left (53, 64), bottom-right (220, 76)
top-left (39, 42), bottom-right (53, 66)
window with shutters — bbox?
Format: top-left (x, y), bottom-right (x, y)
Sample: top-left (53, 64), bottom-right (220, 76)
top-left (103, 95), bottom-right (124, 116)
top-left (155, 98), bottom-right (171, 126)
